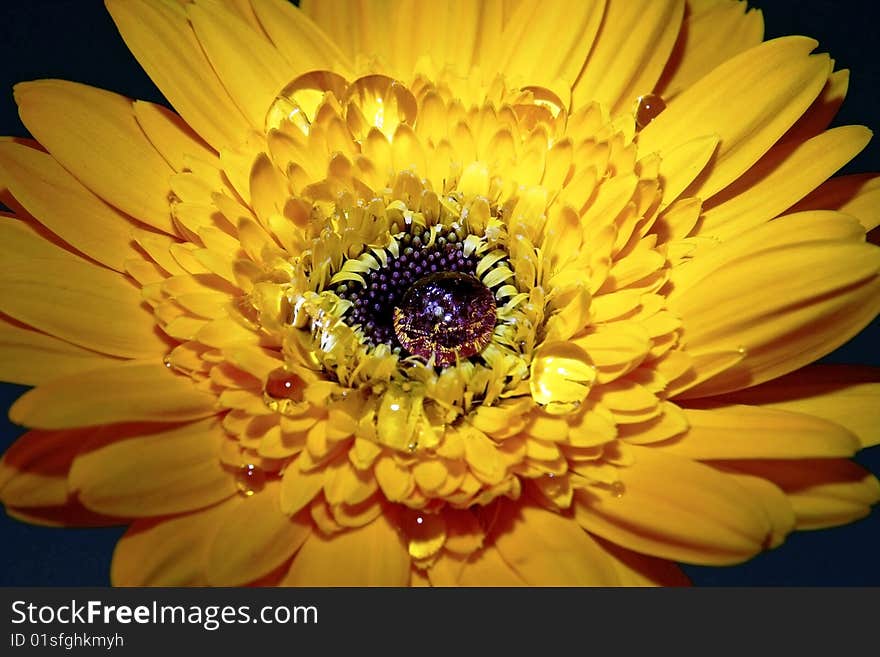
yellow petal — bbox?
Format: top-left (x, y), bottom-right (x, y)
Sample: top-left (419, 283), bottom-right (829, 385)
top-left (781, 63), bottom-right (849, 143)
top-left (657, 404), bottom-right (860, 459)
top-left (671, 238), bottom-right (880, 395)
top-left (0, 142), bottom-right (143, 272)
top-left (0, 320), bottom-right (111, 386)
top-left (206, 482), bottom-right (311, 585)
top-left (10, 361), bottom-right (218, 429)
top-left (187, 1), bottom-right (290, 130)
top-left (428, 547), bottom-right (526, 586)
top-left (15, 80), bottom-right (176, 233)
top-left (282, 512), bottom-right (410, 585)
top-left (373, 456), bottom-right (415, 502)
top-left (493, 0), bottom-right (606, 94)
top-left (133, 100), bottom-right (217, 172)
top-left (655, 0), bottom-right (764, 99)
top-left (0, 428), bottom-right (89, 508)
top-left (655, 134), bottom-right (719, 210)
top-left (493, 500), bottom-right (620, 585)
top-left (301, 0), bottom-right (394, 75)
top-left (698, 125), bottom-right (871, 240)
top-left (712, 365), bottom-right (880, 449)
top-left (717, 459), bottom-right (880, 531)
top-left (111, 499), bottom-right (233, 586)
top-left (638, 37), bottom-right (830, 201)
top-left (718, 470), bottom-right (795, 549)
top-left (69, 418), bottom-right (235, 516)
top-left (106, 0), bottom-right (252, 150)
top-left (249, 0), bottom-right (352, 76)
top-left (463, 427), bottom-right (507, 485)
top-left (574, 446), bottom-right (774, 565)
top-left (792, 173), bottom-right (880, 232)
top-left (573, 0), bottom-right (685, 115)
top-left (0, 219), bottom-right (169, 358)
top-left (597, 537), bottom-right (691, 586)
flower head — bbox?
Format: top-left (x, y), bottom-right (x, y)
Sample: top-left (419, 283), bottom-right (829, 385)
top-left (0, 0), bottom-right (879, 586)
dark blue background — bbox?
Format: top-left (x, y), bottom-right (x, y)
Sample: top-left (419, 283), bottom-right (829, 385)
top-left (0, 0), bottom-right (877, 585)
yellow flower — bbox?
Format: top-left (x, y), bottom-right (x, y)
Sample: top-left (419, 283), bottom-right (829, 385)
top-left (1, 0), bottom-right (879, 586)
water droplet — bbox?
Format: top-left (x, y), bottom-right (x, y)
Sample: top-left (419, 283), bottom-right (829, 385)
top-left (393, 272), bottom-right (497, 367)
top-left (415, 515), bottom-right (424, 525)
top-left (236, 464), bottom-right (266, 497)
top-left (736, 345), bottom-right (747, 356)
top-left (264, 367), bottom-right (306, 402)
top-left (634, 94), bottom-right (666, 130)
top-left (407, 440), bottom-right (419, 453)
top-left (609, 480), bottom-right (626, 498)
top-left (163, 355), bottom-right (173, 369)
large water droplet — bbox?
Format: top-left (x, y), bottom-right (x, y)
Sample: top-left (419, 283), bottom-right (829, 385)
top-left (609, 480), bottom-right (626, 498)
top-left (392, 272), bottom-right (497, 367)
top-left (265, 71), bottom-right (348, 134)
top-left (634, 93), bottom-right (666, 130)
top-left (236, 464), bottom-right (266, 497)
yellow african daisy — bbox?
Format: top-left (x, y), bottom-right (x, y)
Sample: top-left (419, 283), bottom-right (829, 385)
top-left (1, 0), bottom-right (879, 587)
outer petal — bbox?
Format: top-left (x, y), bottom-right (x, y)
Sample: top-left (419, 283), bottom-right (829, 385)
top-left (669, 214), bottom-right (880, 396)
top-left (106, 0), bottom-right (252, 150)
top-left (186, 0), bottom-right (291, 131)
top-left (490, 0), bottom-right (606, 94)
top-left (572, 0), bottom-right (685, 115)
top-left (111, 499), bottom-right (232, 586)
top-left (14, 80), bottom-right (176, 233)
top-left (428, 547), bottom-right (527, 586)
top-left (0, 219), bottom-right (169, 359)
top-left (282, 512), bottom-right (410, 585)
top-left (792, 173), bottom-right (880, 232)
top-left (638, 37), bottom-right (830, 201)
top-left (655, 0), bottom-right (764, 99)
top-left (697, 125), bottom-right (871, 241)
top-left (0, 320), bottom-right (111, 386)
top-left (710, 365), bottom-right (880, 449)
top-left (596, 537), bottom-right (691, 586)
top-left (0, 428), bottom-right (90, 509)
top-left (9, 362), bottom-right (218, 429)
top-left (714, 459), bottom-right (880, 530)
top-left (68, 418), bottom-right (235, 517)
top-left (656, 404), bottom-right (860, 459)
top-left (573, 446), bottom-right (776, 565)
top-left (249, 0), bottom-right (353, 76)
top-left (206, 482), bottom-right (311, 585)
top-left (0, 142), bottom-right (144, 272)
top-left (492, 500), bottom-right (621, 585)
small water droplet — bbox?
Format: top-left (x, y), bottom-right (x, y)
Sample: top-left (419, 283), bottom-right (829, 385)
top-left (415, 515), bottom-right (424, 525)
top-left (609, 480), bottom-right (626, 498)
top-left (163, 355), bottom-right (173, 369)
top-left (736, 345), bottom-right (747, 356)
top-left (634, 94), bottom-right (666, 130)
top-left (264, 367), bottom-right (306, 402)
top-left (407, 440), bottom-right (419, 452)
top-left (236, 464), bottom-right (266, 497)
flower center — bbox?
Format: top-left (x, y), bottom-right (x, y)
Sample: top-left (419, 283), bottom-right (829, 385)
top-left (330, 225), bottom-right (480, 350)
top-left (393, 272), bottom-right (497, 367)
